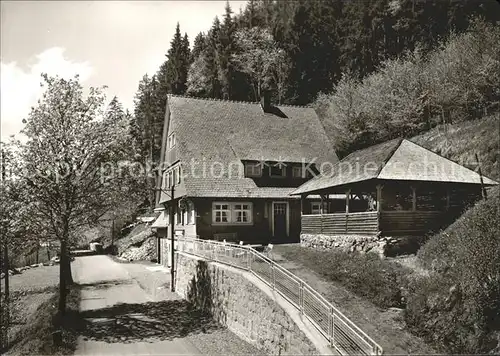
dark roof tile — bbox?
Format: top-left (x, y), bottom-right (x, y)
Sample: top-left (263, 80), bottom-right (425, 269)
top-left (165, 95), bottom-right (338, 198)
top-left (293, 138), bottom-right (498, 195)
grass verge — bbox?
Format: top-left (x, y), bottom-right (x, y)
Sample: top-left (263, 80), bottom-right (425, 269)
top-left (276, 245), bottom-right (411, 309)
top-left (6, 285), bottom-right (81, 355)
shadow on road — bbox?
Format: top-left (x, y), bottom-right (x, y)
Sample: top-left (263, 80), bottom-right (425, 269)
top-left (66, 299), bottom-right (221, 344)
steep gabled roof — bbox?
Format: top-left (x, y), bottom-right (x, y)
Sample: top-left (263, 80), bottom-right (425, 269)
top-left (292, 138), bottom-right (498, 195)
top-left (164, 95), bottom-right (338, 198)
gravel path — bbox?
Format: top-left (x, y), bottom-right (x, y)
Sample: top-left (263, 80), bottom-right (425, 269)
top-left (72, 255), bottom-right (264, 355)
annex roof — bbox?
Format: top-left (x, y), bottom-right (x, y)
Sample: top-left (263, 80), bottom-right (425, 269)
top-left (292, 138), bottom-right (498, 195)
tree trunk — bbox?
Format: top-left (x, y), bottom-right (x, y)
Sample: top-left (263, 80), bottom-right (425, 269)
top-left (58, 238), bottom-right (68, 316)
top-left (58, 221), bottom-right (73, 316)
top-left (2, 241), bottom-right (10, 351)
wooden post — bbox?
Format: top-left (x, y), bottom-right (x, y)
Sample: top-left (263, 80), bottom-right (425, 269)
top-left (475, 153), bottom-right (487, 200)
top-left (300, 194), bottom-right (305, 215)
top-left (446, 187), bottom-right (450, 211)
top-left (325, 194), bottom-right (329, 214)
top-left (376, 185), bottom-right (383, 212)
top-left (411, 186), bottom-right (417, 211)
top-left (170, 185), bottom-right (175, 292)
top-left (345, 189), bottom-right (351, 233)
top-left (320, 194), bottom-right (324, 215)
top-left (376, 185), bottom-right (383, 234)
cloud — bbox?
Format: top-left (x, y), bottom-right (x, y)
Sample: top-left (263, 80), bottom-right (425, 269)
top-left (1, 47), bottom-right (93, 140)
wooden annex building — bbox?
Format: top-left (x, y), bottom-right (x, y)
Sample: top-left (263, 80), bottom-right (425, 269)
top-left (292, 138), bottom-right (498, 238)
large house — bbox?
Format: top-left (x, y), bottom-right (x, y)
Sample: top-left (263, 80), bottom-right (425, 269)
top-left (152, 94), bottom-right (339, 264)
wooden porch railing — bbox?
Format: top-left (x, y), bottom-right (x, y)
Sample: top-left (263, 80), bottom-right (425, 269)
top-left (379, 210), bottom-right (442, 235)
top-left (302, 212), bottom-right (379, 235)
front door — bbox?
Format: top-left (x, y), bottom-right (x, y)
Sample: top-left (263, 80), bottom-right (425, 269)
top-left (273, 202), bottom-right (288, 238)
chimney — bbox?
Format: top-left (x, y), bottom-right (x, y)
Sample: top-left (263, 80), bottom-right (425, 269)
top-left (260, 90), bottom-right (271, 113)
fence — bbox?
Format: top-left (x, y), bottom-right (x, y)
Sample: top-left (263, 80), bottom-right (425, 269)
top-left (175, 236), bottom-right (383, 356)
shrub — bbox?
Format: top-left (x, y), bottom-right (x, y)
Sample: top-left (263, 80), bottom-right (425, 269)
top-left (407, 188), bottom-right (500, 353)
top-left (317, 18), bottom-right (500, 155)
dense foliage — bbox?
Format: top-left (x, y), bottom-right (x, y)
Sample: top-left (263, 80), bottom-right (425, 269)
top-left (406, 187), bottom-right (500, 353)
top-left (132, 0), bottom-right (500, 163)
top-left (317, 19), bottom-right (500, 155)
top-left (411, 114), bottom-right (499, 180)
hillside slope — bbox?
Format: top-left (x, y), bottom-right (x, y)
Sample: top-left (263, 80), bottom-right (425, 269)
top-left (403, 117), bottom-right (500, 353)
top-left (411, 114), bottom-right (499, 181)
top-left (405, 186), bottom-right (499, 353)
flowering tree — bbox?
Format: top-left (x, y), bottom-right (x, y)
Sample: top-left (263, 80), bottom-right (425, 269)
top-left (0, 143), bottom-right (24, 351)
top-left (15, 74), bottom-right (140, 315)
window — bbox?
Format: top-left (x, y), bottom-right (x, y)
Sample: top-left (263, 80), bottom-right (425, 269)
top-left (244, 163), bottom-right (262, 177)
top-left (177, 166), bottom-right (182, 184)
top-left (163, 172), bottom-right (168, 189)
top-left (213, 203), bottom-right (230, 223)
top-left (234, 203), bottom-right (251, 223)
top-left (166, 171), bottom-right (172, 188)
top-left (165, 165), bottom-right (181, 188)
top-left (168, 133), bottom-right (176, 149)
top-left (269, 164), bottom-right (286, 178)
top-left (212, 202), bottom-right (253, 224)
top-left (292, 166), bottom-right (305, 178)
top-left (176, 208), bottom-right (182, 225)
top-left (311, 202), bottom-right (328, 214)
top-left (185, 201), bottom-right (195, 225)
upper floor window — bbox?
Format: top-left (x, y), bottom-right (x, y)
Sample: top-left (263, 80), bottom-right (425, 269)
top-left (166, 171), bottom-right (172, 188)
top-left (164, 165), bottom-right (182, 189)
top-left (168, 133), bottom-right (176, 149)
top-left (292, 166), bottom-right (305, 178)
top-left (269, 164), bottom-right (286, 178)
top-left (163, 172), bottom-right (168, 189)
top-left (176, 166), bottom-right (182, 184)
top-left (244, 163), bottom-right (262, 177)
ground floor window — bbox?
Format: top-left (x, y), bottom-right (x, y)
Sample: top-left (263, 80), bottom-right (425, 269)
top-left (234, 203), bottom-right (251, 222)
top-left (212, 202), bottom-right (253, 224)
top-left (213, 203), bottom-right (230, 223)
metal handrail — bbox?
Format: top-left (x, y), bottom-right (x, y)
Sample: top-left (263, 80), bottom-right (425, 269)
top-left (173, 236), bottom-right (383, 355)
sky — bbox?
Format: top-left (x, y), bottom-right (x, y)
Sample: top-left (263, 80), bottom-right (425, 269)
top-left (0, 0), bottom-right (246, 140)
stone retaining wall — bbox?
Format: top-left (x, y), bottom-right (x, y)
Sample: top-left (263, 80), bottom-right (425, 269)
top-left (300, 233), bottom-right (424, 257)
top-left (175, 253), bottom-right (323, 355)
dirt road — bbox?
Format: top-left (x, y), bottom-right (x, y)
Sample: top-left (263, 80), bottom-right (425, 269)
top-left (72, 255), bottom-right (259, 355)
